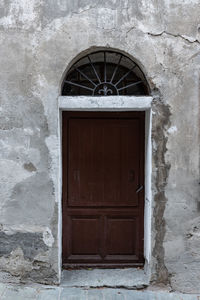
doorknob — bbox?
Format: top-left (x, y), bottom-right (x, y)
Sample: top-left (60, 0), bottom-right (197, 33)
top-left (136, 185), bottom-right (143, 193)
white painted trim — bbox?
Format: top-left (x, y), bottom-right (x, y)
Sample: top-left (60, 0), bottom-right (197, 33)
top-left (58, 95), bottom-right (152, 286)
top-left (57, 109), bottom-right (62, 283)
top-left (144, 109), bottom-right (152, 264)
top-left (58, 96), bottom-right (152, 111)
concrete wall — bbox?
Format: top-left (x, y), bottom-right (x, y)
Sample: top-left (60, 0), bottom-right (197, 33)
top-left (0, 0), bottom-right (199, 293)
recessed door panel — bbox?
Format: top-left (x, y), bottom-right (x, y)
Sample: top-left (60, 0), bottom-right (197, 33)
top-left (71, 217), bottom-right (101, 255)
top-left (106, 217), bottom-right (137, 255)
top-left (68, 119), bottom-right (140, 207)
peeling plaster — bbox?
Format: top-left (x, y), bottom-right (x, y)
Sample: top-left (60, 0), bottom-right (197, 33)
top-left (43, 228), bottom-right (54, 247)
top-left (0, 0), bottom-right (199, 292)
top-left (0, 0), bottom-right (43, 31)
top-left (152, 100), bottom-right (171, 284)
top-left (167, 126), bottom-right (177, 134)
top-left (0, 248), bottom-right (33, 277)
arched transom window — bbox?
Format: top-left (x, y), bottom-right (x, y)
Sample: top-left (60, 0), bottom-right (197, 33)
top-left (62, 51), bottom-right (149, 96)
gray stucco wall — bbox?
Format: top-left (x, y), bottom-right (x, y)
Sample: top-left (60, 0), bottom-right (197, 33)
top-left (0, 0), bottom-right (199, 293)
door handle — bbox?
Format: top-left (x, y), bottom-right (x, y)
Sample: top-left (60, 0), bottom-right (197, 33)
top-left (136, 185), bottom-right (144, 194)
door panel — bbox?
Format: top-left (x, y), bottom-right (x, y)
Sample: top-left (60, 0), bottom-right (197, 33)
top-left (71, 217), bottom-right (101, 255)
top-left (68, 119), bottom-right (140, 207)
top-left (106, 217), bottom-right (137, 255)
top-left (62, 111), bottom-right (145, 267)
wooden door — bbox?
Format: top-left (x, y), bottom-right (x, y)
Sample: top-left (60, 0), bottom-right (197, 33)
top-left (62, 111), bottom-right (145, 267)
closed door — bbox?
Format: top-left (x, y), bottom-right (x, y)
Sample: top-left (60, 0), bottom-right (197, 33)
top-left (62, 111), bottom-right (145, 267)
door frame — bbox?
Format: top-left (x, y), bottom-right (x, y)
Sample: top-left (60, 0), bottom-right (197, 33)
top-left (58, 95), bottom-right (152, 283)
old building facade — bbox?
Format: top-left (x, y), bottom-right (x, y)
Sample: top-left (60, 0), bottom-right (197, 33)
top-left (0, 0), bottom-right (200, 294)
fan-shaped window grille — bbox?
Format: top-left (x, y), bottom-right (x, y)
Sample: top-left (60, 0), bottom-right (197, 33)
top-left (62, 51), bottom-right (149, 96)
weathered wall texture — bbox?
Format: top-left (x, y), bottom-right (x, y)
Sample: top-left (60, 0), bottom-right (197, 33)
top-left (0, 0), bottom-right (199, 292)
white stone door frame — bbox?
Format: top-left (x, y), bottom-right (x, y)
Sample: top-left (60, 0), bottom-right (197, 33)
top-left (58, 96), bottom-right (152, 286)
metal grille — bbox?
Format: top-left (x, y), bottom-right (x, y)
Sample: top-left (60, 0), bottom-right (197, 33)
top-left (62, 51), bottom-right (149, 96)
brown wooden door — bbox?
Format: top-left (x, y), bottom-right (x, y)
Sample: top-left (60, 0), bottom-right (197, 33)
top-left (62, 111), bottom-right (145, 267)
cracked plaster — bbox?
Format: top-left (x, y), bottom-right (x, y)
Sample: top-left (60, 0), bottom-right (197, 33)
top-left (0, 0), bottom-right (199, 293)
